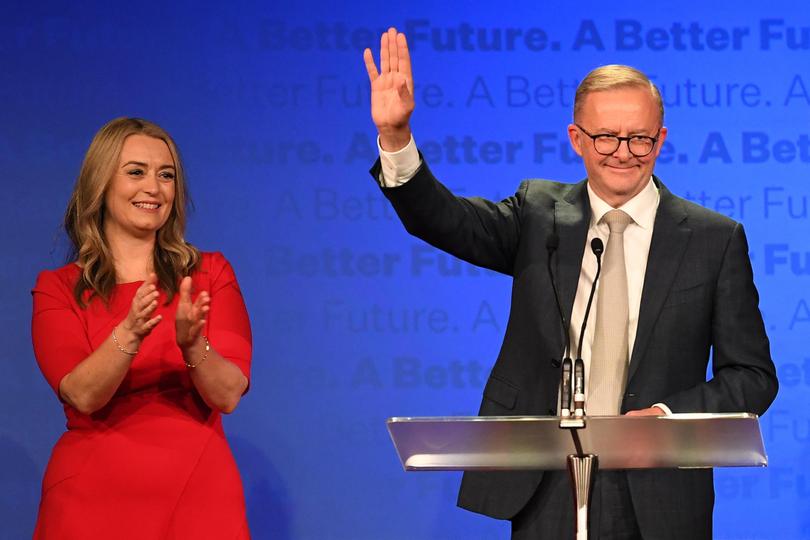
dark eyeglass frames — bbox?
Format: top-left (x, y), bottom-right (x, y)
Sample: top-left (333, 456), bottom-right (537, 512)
top-left (575, 123), bottom-right (661, 157)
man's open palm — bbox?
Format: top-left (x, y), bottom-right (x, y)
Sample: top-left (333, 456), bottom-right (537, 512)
top-left (363, 28), bottom-right (414, 150)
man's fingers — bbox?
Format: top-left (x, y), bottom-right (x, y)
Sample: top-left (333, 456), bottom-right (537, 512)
top-left (625, 407), bottom-right (663, 416)
top-left (388, 27), bottom-right (399, 73)
top-left (397, 33), bottom-right (413, 92)
top-left (380, 31), bottom-right (390, 74)
top-left (363, 48), bottom-right (379, 82)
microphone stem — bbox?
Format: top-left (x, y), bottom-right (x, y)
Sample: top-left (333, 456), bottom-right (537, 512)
top-left (578, 252), bottom-right (602, 359)
top-left (547, 244), bottom-right (570, 360)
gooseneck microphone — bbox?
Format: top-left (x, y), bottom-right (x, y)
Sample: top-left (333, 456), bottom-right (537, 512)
top-left (546, 235), bottom-right (569, 356)
top-left (573, 237), bottom-right (604, 416)
top-left (577, 238), bottom-right (604, 359)
top-left (546, 233), bottom-right (574, 416)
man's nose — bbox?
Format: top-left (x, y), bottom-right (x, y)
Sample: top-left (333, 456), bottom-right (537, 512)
top-left (613, 140), bottom-right (633, 160)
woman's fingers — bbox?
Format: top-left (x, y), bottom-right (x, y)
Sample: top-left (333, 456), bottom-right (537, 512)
top-left (134, 280), bottom-right (154, 300)
top-left (124, 275), bottom-right (164, 337)
top-left (195, 291), bottom-right (210, 308)
top-left (189, 292), bottom-right (210, 323)
top-left (194, 319), bottom-right (206, 335)
top-left (147, 315), bottom-right (163, 329)
top-left (136, 291), bottom-right (159, 316)
top-left (134, 280), bottom-right (158, 302)
top-left (136, 301), bottom-right (156, 319)
top-left (178, 276), bottom-right (193, 304)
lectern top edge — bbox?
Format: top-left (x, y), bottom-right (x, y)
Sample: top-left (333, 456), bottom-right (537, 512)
top-left (387, 412), bottom-right (758, 424)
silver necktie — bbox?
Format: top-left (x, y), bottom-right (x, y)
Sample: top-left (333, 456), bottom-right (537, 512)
top-left (588, 209), bottom-right (633, 416)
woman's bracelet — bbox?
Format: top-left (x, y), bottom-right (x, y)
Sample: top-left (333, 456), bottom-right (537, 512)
top-left (112, 326), bottom-right (138, 356)
top-left (184, 336), bottom-right (210, 369)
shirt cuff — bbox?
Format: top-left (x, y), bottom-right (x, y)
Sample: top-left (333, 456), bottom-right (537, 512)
top-left (377, 135), bottom-right (421, 187)
top-left (652, 402), bottom-right (673, 416)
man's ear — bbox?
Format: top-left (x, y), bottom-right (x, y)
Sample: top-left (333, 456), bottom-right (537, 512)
top-left (651, 126), bottom-right (668, 159)
top-left (567, 124), bottom-right (584, 157)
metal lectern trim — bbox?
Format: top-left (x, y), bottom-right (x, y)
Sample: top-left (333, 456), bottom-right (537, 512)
top-left (386, 413), bottom-right (767, 471)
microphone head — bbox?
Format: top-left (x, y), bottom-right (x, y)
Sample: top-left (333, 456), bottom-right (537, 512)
top-left (546, 233), bottom-right (560, 251)
top-left (591, 237), bottom-right (604, 256)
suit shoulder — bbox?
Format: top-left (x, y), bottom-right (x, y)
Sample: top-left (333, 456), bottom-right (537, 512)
top-left (675, 195), bottom-right (741, 233)
top-left (520, 178), bottom-right (584, 204)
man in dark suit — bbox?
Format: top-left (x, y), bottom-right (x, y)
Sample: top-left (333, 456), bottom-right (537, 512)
top-left (363, 28), bottom-right (778, 539)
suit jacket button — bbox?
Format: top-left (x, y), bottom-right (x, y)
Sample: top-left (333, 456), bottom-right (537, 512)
top-left (551, 358), bottom-right (561, 368)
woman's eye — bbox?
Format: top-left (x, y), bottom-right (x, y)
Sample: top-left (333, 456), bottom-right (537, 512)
top-left (159, 171), bottom-right (176, 181)
top-left (127, 169), bottom-right (144, 176)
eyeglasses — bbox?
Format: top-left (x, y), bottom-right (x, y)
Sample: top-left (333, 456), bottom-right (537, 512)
top-left (575, 124), bottom-right (660, 157)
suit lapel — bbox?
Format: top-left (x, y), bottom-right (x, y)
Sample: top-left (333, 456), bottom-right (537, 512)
top-left (555, 181), bottom-right (590, 331)
top-left (628, 178), bottom-right (692, 382)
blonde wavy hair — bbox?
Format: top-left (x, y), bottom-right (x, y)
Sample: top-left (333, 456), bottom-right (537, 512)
top-left (64, 117), bottom-right (200, 306)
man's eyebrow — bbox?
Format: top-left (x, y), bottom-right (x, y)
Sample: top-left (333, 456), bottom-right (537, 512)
top-left (628, 129), bottom-right (658, 137)
top-left (591, 128), bottom-right (657, 136)
top-left (586, 126), bottom-right (618, 134)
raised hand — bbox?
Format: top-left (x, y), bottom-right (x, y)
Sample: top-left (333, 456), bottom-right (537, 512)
top-left (120, 273), bottom-right (162, 339)
top-left (363, 27), bottom-right (415, 151)
top-left (175, 276), bottom-right (210, 350)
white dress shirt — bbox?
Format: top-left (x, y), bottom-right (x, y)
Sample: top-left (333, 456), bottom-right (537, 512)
top-left (378, 136), bottom-right (671, 414)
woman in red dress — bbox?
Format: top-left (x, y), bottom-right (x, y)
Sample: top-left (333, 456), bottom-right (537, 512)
top-left (31, 118), bottom-right (252, 539)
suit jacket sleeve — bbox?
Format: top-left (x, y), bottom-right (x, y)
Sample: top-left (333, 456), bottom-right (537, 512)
top-left (662, 222), bottom-right (777, 415)
top-left (371, 157), bottom-right (527, 276)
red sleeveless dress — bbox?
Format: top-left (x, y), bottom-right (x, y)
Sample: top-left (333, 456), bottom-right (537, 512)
top-left (31, 252), bottom-right (251, 539)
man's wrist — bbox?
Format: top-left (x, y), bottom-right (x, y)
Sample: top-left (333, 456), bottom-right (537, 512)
top-left (378, 127), bottom-right (412, 152)
top-left (652, 402), bottom-right (673, 415)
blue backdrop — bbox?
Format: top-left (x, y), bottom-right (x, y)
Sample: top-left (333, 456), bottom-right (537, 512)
top-left (1, 1), bottom-right (808, 538)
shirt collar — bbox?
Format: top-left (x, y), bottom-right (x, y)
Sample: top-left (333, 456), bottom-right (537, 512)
top-left (587, 177), bottom-right (659, 230)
